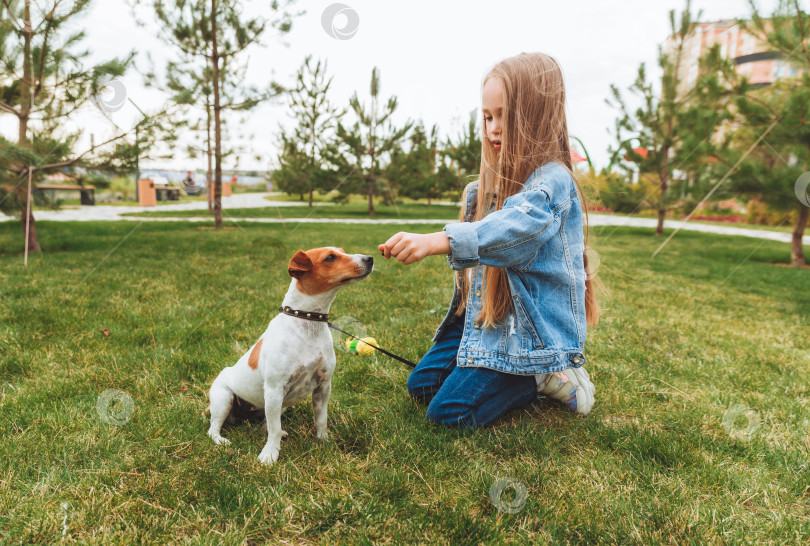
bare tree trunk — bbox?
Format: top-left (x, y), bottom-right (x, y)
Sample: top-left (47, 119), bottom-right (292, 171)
top-left (211, 0), bottom-right (223, 229)
top-left (309, 124), bottom-right (316, 208)
top-left (367, 178), bottom-right (374, 215)
top-left (792, 203), bottom-right (808, 267)
top-left (18, 0), bottom-right (40, 253)
top-left (656, 197), bottom-right (667, 235)
top-left (19, 1), bottom-right (32, 146)
top-left (206, 94), bottom-right (213, 213)
top-left (368, 151), bottom-right (376, 215)
top-left (20, 199), bottom-right (40, 253)
top-left (656, 147), bottom-right (670, 236)
top-left (368, 85), bottom-right (377, 216)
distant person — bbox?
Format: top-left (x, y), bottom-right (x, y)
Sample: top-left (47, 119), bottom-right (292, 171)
top-left (182, 171), bottom-right (202, 196)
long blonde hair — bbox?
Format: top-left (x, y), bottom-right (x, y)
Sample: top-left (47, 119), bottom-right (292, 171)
top-left (455, 52), bottom-right (600, 328)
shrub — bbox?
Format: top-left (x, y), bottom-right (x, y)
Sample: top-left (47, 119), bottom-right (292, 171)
top-left (330, 192), bottom-right (349, 204)
top-left (746, 198), bottom-right (792, 226)
top-left (107, 176), bottom-right (135, 201)
top-left (598, 172), bottom-right (650, 214)
top-left (76, 172), bottom-right (111, 190)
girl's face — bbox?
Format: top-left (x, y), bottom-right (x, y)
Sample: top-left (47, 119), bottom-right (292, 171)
top-left (482, 77), bottom-right (503, 151)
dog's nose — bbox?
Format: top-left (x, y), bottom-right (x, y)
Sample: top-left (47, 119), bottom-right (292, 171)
top-left (362, 255), bottom-right (373, 267)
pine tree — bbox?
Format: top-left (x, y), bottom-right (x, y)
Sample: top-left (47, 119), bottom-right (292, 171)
top-left (728, 0), bottom-right (809, 266)
top-left (607, 0), bottom-right (700, 235)
top-left (148, 0), bottom-right (297, 227)
top-left (687, 1), bottom-right (809, 266)
top-left (444, 110), bottom-right (482, 179)
top-left (274, 56), bottom-right (343, 206)
top-left (335, 67), bottom-right (412, 215)
top-left (387, 122), bottom-right (448, 205)
top-left (0, 0), bottom-right (132, 252)
top-left (157, 53), bottom-right (247, 212)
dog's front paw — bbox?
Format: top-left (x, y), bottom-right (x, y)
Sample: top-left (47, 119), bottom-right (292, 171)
top-left (258, 445), bottom-right (280, 465)
top-left (316, 428), bottom-right (329, 441)
top-left (208, 430), bottom-right (230, 445)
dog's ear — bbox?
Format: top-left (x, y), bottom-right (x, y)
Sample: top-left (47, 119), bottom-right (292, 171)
top-left (288, 250), bottom-right (313, 279)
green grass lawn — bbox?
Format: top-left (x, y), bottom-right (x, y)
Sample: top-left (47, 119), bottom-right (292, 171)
top-left (124, 202), bottom-right (462, 221)
top-left (33, 194), bottom-right (210, 209)
top-left (261, 191), bottom-right (459, 205)
top-left (0, 219), bottom-right (808, 543)
top-left (628, 211), bottom-right (796, 234)
top-left (119, 198), bottom-right (797, 235)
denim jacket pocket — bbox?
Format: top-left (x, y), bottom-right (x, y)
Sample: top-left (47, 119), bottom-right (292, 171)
top-left (477, 318), bottom-right (508, 354)
top-left (512, 295), bottom-right (544, 350)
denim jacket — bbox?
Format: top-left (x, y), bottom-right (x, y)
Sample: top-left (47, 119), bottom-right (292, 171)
top-left (434, 161), bottom-right (588, 375)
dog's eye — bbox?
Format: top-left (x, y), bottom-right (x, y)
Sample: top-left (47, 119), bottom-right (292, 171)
top-left (324, 254), bottom-right (336, 262)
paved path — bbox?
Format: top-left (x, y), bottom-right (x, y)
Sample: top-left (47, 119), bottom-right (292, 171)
top-left (0, 193), bottom-right (324, 222)
top-left (586, 213), bottom-right (810, 246)
top-left (2, 192), bottom-right (807, 245)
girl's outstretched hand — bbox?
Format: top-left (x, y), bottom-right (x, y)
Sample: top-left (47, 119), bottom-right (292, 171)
top-left (378, 231), bottom-right (450, 265)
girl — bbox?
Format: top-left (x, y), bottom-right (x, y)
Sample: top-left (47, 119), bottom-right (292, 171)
top-left (379, 52), bottom-right (600, 428)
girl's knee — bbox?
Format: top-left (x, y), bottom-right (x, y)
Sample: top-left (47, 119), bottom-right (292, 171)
top-left (406, 371), bottom-right (436, 404)
top-left (425, 398), bottom-right (481, 429)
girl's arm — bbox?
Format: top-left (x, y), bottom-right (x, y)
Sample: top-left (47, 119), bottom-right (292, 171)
top-left (378, 231), bottom-right (450, 265)
top-left (442, 166), bottom-right (571, 271)
top-left (443, 186), bottom-right (556, 271)
top-left (379, 181), bottom-right (477, 266)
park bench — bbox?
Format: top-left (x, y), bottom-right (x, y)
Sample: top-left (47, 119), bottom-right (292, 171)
top-left (36, 184), bottom-right (95, 205)
top-left (155, 186), bottom-right (181, 201)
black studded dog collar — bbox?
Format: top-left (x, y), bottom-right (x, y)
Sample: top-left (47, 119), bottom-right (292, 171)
top-left (279, 306), bottom-right (329, 322)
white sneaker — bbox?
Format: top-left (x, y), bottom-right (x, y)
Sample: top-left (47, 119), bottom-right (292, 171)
top-left (535, 366), bottom-right (595, 415)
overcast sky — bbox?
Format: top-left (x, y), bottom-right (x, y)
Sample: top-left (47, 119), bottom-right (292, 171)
top-left (0, 0), bottom-right (785, 172)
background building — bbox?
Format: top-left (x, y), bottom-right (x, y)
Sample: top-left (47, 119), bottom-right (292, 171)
top-left (671, 19), bottom-right (801, 98)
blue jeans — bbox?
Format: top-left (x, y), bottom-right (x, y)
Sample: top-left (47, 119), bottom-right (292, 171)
top-left (407, 317), bottom-right (538, 428)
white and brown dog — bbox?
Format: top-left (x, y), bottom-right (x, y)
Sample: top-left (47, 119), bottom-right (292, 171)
top-left (207, 247), bottom-right (373, 465)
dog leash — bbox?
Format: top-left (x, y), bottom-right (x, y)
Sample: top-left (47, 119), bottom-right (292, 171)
top-left (278, 306), bottom-right (416, 367)
top-left (326, 321), bottom-right (417, 368)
